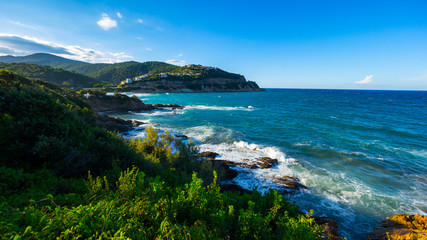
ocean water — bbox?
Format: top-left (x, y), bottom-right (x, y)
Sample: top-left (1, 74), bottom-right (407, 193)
top-left (112, 89), bottom-right (427, 239)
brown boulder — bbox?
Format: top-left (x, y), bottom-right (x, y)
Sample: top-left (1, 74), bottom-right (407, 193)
top-left (313, 217), bottom-right (340, 240)
top-left (257, 157), bottom-right (278, 168)
top-left (199, 151), bottom-right (219, 160)
top-left (209, 160), bottom-right (239, 181)
top-left (273, 176), bottom-right (307, 190)
top-left (236, 163), bottom-right (259, 169)
top-left (153, 103), bottom-right (184, 109)
top-left (366, 214), bottom-right (427, 240)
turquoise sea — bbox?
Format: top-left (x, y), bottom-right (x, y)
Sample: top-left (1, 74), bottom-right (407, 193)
top-left (112, 89), bottom-right (427, 239)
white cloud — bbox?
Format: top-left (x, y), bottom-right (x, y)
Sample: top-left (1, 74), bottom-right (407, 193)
top-left (146, 47), bottom-right (152, 51)
top-left (136, 36), bottom-right (143, 40)
top-left (355, 75), bottom-right (373, 84)
top-left (109, 52), bottom-right (134, 59)
top-left (178, 53), bottom-right (183, 57)
top-left (0, 34), bottom-right (128, 63)
top-left (137, 19), bottom-right (143, 24)
top-left (166, 59), bottom-right (186, 66)
top-left (97, 13), bottom-right (117, 30)
top-left (117, 12), bottom-right (122, 19)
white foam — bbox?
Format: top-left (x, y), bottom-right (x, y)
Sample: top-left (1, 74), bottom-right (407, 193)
top-left (134, 110), bottom-right (184, 116)
top-left (185, 105), bottom-right (255, 111)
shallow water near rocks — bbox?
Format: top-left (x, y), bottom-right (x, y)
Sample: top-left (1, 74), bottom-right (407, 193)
top-left (113, 89), bottom-right (427, 239)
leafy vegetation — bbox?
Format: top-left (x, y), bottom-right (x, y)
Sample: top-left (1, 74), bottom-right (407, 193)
top-left (88, 61), bottom-right (180, 84)
top-left (0, 62), bottom-right (103, 88)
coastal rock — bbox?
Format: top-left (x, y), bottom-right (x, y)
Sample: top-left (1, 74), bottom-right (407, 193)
top-left (174, 134), bottom-right (189, 140)
top-left (237, 163), bottom-right (259, 169)
top-left (153, 103), bottom-right (184, 109)
top-left (199, 151), bottom-right (220, 160)
top-left (273, 176), bottom-right (307, 190)
top-left (366, 214), bottom-right (427, 240)
top-left (314, 217), bottom-right (340, 240)
top-left (96, 114), bottom-right (145, 133)
top-left (125, 77), bottom-right (264, 93)
top-left (257, 157), bottom-right (278, 169)
top-left (209, 160), bottom-right (239, 181)
top-left (219, 184), bottom-right (252, 195)
top-left (84, 95), bottom-right (156, 112)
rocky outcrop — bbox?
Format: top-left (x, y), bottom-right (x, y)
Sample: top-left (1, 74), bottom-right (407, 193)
top-left (257, 157), bottom-right (279, 169)
top-left (124, 77), bottom-right (264, 93)
top-left (313, 217), bottom-right (340, 240)
top-left (199, 151), bottom-right (220, 160)
top-left (366, 214), bottom-right (427, 240)
top-left (209, 160), bottom-right (239, 181)
top-left (84, 95), bottom-right (183, 113)
top-left (85, 96), bottom-right (155, 112)
top-left (96, 114), bottom-right (145, 133)
top-left (153, 103), bottom-right (184, 109)
top-left (273, 176), bottom-right (307, 191)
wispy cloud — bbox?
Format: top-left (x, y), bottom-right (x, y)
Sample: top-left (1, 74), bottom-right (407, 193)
top-left (0, 34), bottom-right (128, 63)
top-left (146, 47), bottom-right (152, 51)
top-left (178, 53), bottom-right (183, 57)
top-left (97, 13), bottom-right (118, 30)
top-left (137, 19), bottom-right (143, 24)
top-left (355, 75), bottom-right (373, 84)
top-left (166, 59), bottom-right (186, 66)
top-left (136, 36), bottom-right (143, 40)
top-left (117, 12), bottom-right (122, 19)
top-left (9, 20), bottom-right (36, 29)
top-left (109, 52), bottom-right (133, 59)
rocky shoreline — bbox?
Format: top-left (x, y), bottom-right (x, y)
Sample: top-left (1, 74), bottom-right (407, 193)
top-left (84, 94), bottom-right (426, 240)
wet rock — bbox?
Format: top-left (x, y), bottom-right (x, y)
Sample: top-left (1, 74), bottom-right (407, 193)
top-left (174, 134), bottom-right (189, 140)
top-left (209, 160), bottom-right (239, 181)
top-left (314, 217), bottom-right (340, 240)
top-left (131, 120), bottom-right (145, 127)
top-left (257, 157), bottom-right (278, 169)
top-left (199, 151), bottom-right (220, 160)
top-left (366, 214), bottom-right (427, 240)
top-left (85, 95), bottom-right (156, 112)
top-left (153, 103), bottom-right (184, 109)
top-left (273, 176), bottom-right (307, 190)
top-left (219, 184), bottom-right (252, 195)
top-left (97, 114), bottom-right (136, 133)
top-left (236, 163), bottom-right (259, 169)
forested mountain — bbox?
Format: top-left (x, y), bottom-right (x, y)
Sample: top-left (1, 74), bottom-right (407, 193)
top-left (0, 53), bottom-right (87, 69)
top-left (87, 61), bottom-right (180, 84)
top-left (0, 53), bottom-right (263, 92)
top-left (0, 62), bottom-right (103, 88)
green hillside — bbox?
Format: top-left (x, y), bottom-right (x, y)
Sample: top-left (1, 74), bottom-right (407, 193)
top-left (87, 61), bottom-right (180, 84)
top-left (0, 62), bottom-right (104, 88)
top-left (0, 70), bottom-right (321, 239)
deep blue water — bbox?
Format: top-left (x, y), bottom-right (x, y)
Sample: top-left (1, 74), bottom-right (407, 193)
top-left (113, 89), bottom-right (427, 239)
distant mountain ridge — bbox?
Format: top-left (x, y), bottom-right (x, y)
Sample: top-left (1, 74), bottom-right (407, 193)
top-left (0, 53), bottom-right (88, 69)
top-left (0, 53), bottom-right (263, 92)
top-left (0, 62), bottom-right (103, 88)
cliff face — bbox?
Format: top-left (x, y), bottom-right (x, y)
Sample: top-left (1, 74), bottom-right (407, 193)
top-left (121, 77), bottom-right (263, 93)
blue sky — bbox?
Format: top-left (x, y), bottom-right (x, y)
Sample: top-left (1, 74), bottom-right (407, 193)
top-left (0, 0), bottom-right (426, 89)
